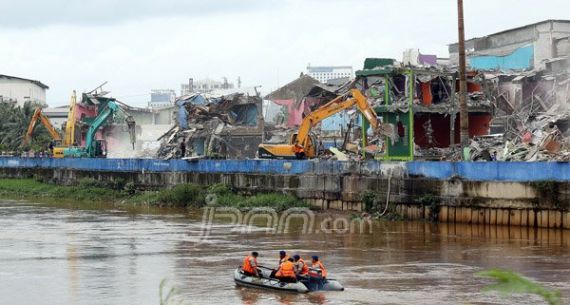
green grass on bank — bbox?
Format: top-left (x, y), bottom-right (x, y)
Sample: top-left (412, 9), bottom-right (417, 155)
top-left (0, 178), bottom-right (307, 211)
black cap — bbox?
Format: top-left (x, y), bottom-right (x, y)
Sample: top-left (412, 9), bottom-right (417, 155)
top-left (252, 251), bottom-right (259, 257)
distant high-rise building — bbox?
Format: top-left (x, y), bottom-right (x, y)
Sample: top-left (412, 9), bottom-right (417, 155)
top-left (180, 77), bottom-right (234, 95)
top-left (148, 89), bottom-right (175, 108)
top-left (306, 65), bottom-right (353, 84)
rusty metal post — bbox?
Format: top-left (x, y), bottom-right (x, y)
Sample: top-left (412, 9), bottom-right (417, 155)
top-left (457, 0), bottom-right (469, 156)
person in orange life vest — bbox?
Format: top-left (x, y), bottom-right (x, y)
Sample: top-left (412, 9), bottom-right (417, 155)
top-left (310, 255), bottom-right (327, 279)
top-left (293, 144), bottom-right (305, 159)
top-left (275, 257), bottom-right (297, 283)
top-left (242, 251), bottom-right (260, 277)
top-left (270, 250), bottom-right (289, 277)
top-left (293, 254), bottom-right (309, 277)
top-left (278, 250), bottom-right (289, 265)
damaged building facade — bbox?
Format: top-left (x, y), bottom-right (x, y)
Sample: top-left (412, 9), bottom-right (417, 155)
top-left (356, 58), bottom-right (493, 160)
top-left (259, 19), bottom-right (569, 162)
top-left (448, 19), bottom-right (570, 161)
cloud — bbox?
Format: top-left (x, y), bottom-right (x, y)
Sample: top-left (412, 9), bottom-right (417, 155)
top-left (0, 0), bottom-right (569, 107)
top-left (0, 0), bottom-right (279, 27)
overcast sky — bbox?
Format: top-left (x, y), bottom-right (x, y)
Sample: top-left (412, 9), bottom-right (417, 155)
top-left (1, 0), bottom-right (569, 107)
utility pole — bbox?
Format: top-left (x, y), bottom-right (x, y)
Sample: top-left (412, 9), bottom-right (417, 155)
top-left (457, 0), bottom-right (469, 158)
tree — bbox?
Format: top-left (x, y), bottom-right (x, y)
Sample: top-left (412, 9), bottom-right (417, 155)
top-left (0, 101), bottom-right (52, 152)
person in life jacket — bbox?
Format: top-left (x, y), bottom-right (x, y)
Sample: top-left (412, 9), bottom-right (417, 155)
top-left (293, 254), bottom-right (309, 277)
top-left (278, 250), bottom-right (289, 266)
top-left (275, 257), bottom-right (297, 283)
top-left (309, 255), bottom-right (328, 279)
top-left (242, 251), bottom-right (260, 277)
top-left (271, 250), bottom-right (290, 278)
top-left (293, 144), bottom-right (305, 159)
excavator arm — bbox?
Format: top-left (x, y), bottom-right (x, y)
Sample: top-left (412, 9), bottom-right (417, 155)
top-left (23, 108), bottom-right (62, 146)
top-left (63, 91), bottom-right (77, 146)
top-left (64, 101), bottom-right (136, 158)
top-left (295, 89), bottom-right (378, 148)
top-left (258, 89), bottom-right (379, 159)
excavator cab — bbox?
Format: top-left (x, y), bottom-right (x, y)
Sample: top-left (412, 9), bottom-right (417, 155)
top-left (258, 132), bottom-right (318, 159)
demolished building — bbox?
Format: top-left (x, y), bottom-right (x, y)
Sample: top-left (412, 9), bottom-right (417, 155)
top-left (446, 19), bottom-right (570, 161)
top-left (157, 92), bottom-right (264, 159)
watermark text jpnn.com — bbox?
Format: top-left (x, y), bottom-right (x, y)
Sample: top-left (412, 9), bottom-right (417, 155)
top-left (199, 205), bottom-right (372, 242)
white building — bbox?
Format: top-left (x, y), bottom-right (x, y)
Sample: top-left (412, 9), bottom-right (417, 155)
top-left (0, 74), bottom-right (49, 106)
top-left (306, 65), bottom-right (353, 84)
top-left (42, 106), bottom-right (69, 130)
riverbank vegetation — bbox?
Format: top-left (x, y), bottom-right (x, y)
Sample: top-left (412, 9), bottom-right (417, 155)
top-left (0, 178), bottom-right (307, 211)
top-left (0, 101), bottom-right (52, 153)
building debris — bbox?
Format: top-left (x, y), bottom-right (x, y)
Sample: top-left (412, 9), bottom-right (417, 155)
top-left (156, 92), bottom-right (264, 159)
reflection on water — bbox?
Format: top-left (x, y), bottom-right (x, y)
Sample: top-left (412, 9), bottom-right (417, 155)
top-left (0, 201), bottom-right (568, 305)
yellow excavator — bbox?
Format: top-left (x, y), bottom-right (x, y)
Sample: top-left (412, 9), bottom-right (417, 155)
top-left (258, 89), bottom-right (379, 159)
top-left (23, 108), bottom-right (62, 146)
top-left (52, 91), bottom-right (78, 158)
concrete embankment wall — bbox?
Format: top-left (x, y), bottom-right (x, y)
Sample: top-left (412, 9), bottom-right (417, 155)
top-left (0, 157), bottom-right (569, 229)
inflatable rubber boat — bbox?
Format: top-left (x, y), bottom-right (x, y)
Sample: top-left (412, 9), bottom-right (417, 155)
top-left (233, 267), bottom-right (344, 293)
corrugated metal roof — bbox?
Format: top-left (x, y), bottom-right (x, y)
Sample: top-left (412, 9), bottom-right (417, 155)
top-left (0, 74), bottom-right (49, 89)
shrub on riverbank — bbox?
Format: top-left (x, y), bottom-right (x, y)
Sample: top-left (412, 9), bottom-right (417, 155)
top-left (157, 184), bottom-right (205, 208)
top-left (0, 179), bottom-right (306, 211)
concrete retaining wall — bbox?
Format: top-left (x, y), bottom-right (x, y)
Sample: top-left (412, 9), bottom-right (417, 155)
top-left (0, 157), bottom-right (569, 229)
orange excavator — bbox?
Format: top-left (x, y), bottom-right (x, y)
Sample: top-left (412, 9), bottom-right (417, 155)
top-left (258, 89), bottom-right (379, 159)
top-left (23, 107), bottom-right (62, 146)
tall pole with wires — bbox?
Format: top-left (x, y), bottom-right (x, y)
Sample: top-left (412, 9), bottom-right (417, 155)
top-left (457, 0), bottom-right (469, 158)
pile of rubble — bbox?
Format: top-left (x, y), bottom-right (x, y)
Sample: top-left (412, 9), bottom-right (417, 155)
top-left (156, 92), bottom-right (264, 160)
top-left (463, 110), bottom-right (570, 162)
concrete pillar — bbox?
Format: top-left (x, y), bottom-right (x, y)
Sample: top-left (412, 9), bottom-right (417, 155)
top-left (483, 209), bottom-right (491, 225)
top-left (537, 210), bottom-right (549, 228)
top-left (502, 209), bottom-right (511, 226)
top-left (550, 210), bottom-right (562, 229)
top-left (464, 207), bottom-right (473, 224)
top-left (564, 211), bottom-right (570, 230)
top-left (469, 209), bottom-right (477, 224)
top-left (448, 207), bottom-right (456, 223)
top-left (510, 210), bottom-right (521, 227)
top-left (528, 210), bottom-right (537, 228)
top-left (439, 206), bottom-right (449, 223)
top-left (489, 209), bottom-right (497, 226)
top-left (520, 209), bottom-right (529, 227)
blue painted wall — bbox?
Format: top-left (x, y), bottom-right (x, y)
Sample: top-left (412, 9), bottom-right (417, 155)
top-left (321, 112), bottom-right (351, 131)
top-left (1, 157), bottom-right (570, 182)
top-left (468, 44), bottom-right (534, 71)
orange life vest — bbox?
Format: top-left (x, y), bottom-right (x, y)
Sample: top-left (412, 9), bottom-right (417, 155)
top-left (296, 258), bottom-right (309, 275)
top-left (276, 261), bottom-right (296, 278)
top-left (242, 255), bottom-right (257, 274)
top-left (311, 260), bottom-right (327, 278)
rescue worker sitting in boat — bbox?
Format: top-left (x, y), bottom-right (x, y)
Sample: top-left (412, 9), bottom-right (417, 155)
top-left (278, 250), bottom-right (289, 265)
top-left (274, 257), bottom-right (297, 283)
top-left (309, 255), bottom-right (328, 279)
top-left (293, 254), bottom-right (309, 277)
top-left (242, 251), bottom-right (260, 277)
top-left (270, 250), bottom-right (290, 277)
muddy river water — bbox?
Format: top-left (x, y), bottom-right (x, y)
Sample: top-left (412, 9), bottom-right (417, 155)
top-left (0, 200), bottom-right (569, 305)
